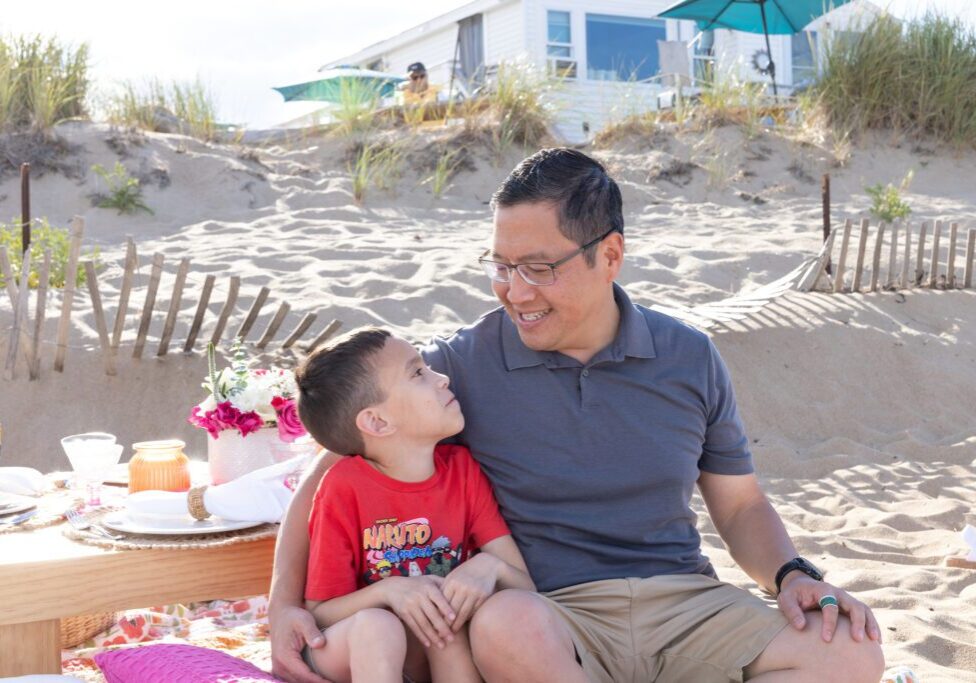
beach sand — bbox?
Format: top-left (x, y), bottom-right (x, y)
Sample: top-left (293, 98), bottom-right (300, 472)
top-left (1, 120), bottom-right (974, 680)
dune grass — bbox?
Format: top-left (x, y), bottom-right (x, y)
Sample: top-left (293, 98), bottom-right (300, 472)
top-left (480, 60), bottom-right (555, 154)
top-left (330, 78), bottom-right (386, 141)
top-left (866, 170), bottom-right (913, 222)
top-left (106, 78), bottom-right (218, 141)
top-left (349, 141), bottom-right (405, 203)
top-left (90, 162), bottom-right (154, 215)
top-left (0, 35), bottom-right (89, 133)
top-left (814, 12), bottom-right (976, 146)
top-left (0, 217), bottom-right (98, 289)
top-left (425, 147), bottom-right (465, 198)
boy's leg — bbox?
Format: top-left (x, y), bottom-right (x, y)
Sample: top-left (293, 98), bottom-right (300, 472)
top-left (402, 623), bottom-right (480, 683)
top-left (308, 608), bottom-right (407, 683)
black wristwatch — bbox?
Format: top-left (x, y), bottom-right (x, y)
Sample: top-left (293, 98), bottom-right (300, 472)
top-left (774, 557), bottom-right (823, 594)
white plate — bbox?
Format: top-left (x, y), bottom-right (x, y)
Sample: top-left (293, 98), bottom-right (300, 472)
top-left (0, 495), bottom-right (38, 516)
top-left (101, 511), bottom-right (265, 536)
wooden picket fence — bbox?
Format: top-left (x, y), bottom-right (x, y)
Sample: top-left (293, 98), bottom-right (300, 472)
top-left (1, 216), bottom-right (343, 381)
top-left (798, 218), bottom-right (976, 294)
top-left (644, 217), bottom-right (975, 331)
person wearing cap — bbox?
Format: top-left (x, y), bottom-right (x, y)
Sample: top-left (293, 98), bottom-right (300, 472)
top-left (404, 62), bottom-right (429, 94)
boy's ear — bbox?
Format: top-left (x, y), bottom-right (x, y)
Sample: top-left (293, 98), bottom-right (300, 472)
top-left (356, 406), bottom-right (396, 438)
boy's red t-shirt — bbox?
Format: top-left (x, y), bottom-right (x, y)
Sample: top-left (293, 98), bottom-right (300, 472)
top-left (305, 444), bottom-right (511, 602)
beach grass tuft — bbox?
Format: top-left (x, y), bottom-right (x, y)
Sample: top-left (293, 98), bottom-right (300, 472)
top-left (0, 35), bottom-right (89, 134)
top-left (484, 60), bottom-right (554, 154)
top-left (330, 78), bottom-right (386, 141)
top-left (90, 162), bottom-right (154, 215)
top-left (814, 12), bottom-right (976, 147)
top-left (106, 78), bottom-right (218, 141)
top-left (425, 147), bottom-right (465, 198)
top-left (0, 217), bottom-right (99, 289)
top-left (349, 141), bottom-right (405, 203)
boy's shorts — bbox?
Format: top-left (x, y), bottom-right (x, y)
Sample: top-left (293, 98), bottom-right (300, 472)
top-left (541, 573), bottom-right (788, 683)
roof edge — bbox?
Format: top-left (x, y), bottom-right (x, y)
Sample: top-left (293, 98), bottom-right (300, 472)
top-left (320, 0), bottom-right (518, 70)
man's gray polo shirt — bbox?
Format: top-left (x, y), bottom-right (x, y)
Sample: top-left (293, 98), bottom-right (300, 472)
top-left (422, 284), bottom-right (753, 593)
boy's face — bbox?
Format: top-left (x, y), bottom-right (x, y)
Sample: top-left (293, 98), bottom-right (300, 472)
top-left (371, 337), bottom-right (464, 442)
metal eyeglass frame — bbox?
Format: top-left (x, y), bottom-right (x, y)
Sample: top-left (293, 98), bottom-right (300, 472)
top-left (478, 227), bottom-right (617, 286)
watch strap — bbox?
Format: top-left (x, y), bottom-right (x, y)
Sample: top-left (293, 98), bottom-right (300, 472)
top-left (774, 557), bottom-right (821, 594)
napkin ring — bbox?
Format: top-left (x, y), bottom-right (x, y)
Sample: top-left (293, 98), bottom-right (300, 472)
top-left (187, 485), bottom-right (211, 520)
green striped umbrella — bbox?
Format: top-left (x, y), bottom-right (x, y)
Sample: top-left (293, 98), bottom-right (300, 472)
top-left (274, 66), bottom-right (405, 103)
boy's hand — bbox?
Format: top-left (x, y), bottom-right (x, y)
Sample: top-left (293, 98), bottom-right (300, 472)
top-left (442, 553), bottom-right (501, 631)
top-left (384, 575), bottom-right (456, 649)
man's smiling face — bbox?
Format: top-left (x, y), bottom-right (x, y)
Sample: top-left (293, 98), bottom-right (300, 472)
top-left (490, 201), bottom-right (622, 362)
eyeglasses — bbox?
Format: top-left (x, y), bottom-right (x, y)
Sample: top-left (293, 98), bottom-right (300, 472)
top-left (478, 227), bottom-right (617, 286)
top-left (409, 73), bottom-right (426, 80)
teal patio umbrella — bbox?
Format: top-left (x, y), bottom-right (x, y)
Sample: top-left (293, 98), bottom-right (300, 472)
top-left (274, 66), bottom-right (405, 103)
top-left (659, 0), bottom-right (852, 95)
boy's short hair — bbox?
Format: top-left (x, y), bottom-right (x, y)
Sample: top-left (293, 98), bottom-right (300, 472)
top-left (295, 327), bottom-right (391, 455)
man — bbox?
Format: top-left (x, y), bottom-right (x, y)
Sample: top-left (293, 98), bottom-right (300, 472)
top-left (403, 62), bottom-right (429, 94)
top-left (270, 148), bottom-right (885, 683)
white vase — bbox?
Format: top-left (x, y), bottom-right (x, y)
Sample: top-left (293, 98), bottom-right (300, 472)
top-left (207, 427), bottom-right (282, 484)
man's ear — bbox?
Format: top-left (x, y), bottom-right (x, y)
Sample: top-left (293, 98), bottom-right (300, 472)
top-left (601, 231), bottom-right (625, 280)
top-left (356, 407), bottom-right (396, 438)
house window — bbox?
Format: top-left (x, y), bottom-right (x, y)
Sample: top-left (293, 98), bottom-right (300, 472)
top-left (547, 10), bottom-right (577, 78)
top-left (585, 14), bottom-right (666, 82)
top-left (791, 31), bottom-right (818, 87)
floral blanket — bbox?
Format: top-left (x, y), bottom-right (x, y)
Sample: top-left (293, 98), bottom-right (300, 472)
top-left (62, 596), bottom-right (273, 682)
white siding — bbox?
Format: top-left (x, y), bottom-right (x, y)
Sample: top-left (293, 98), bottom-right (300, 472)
top-left (523, 0), bottom-right (684, 142)
top-left (327, 0), bottom-right (885, 141)
top-left (485, 2), bottom-right (526, 65)
top-left (381, 26), bottom-right (460, 88)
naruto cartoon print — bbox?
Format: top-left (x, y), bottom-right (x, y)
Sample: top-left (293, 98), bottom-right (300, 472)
top-left (360, 517), bottom-right (463, 584)
top-left (425, 536), bottom-right (462, 577)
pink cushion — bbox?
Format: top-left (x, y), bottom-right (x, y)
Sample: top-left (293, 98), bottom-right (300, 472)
top-left (94, 643), bottom-right (278, 682)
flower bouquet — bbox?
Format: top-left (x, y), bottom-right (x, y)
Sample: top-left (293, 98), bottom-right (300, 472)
top-left (188, 341), bottom-right (308, 483)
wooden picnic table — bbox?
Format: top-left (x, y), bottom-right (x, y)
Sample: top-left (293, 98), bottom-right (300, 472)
top-left (0, 519), bottom-right (275, 676)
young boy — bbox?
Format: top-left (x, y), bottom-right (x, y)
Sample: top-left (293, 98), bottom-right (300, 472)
top-left (294, 327), bottom-right (534, 683)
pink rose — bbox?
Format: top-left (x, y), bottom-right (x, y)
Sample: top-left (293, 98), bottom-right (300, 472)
top-left (237, 411), bottom-right (265, 437)
top-left (213, 401), bottom-right (241, 430)
top-left (188, 405), bottom-right (221, 439)
top-left (272, 397), bottom-right (307, 443)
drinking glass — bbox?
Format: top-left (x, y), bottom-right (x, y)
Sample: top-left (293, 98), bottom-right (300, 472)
top-left (270, 435), bottom-right (318, 491)
top-left (61, 432), bottom-right (123, 506)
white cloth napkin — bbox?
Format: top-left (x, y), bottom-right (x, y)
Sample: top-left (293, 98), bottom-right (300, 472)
top-left (963, 524), bottom-right (976, 562)
top-left (0, 467), bottom-right (46, 496)
top-left (126, 453), bottom-right (311, 523)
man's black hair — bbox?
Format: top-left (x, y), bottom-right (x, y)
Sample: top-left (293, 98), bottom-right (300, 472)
top-left (491, 148), bottom-right (624, 265)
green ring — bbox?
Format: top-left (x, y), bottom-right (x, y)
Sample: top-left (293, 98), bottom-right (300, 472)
top-left (819, 595), bottom-right (839, 609)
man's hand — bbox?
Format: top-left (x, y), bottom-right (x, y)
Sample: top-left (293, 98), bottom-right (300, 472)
top-left (442, 552), bottom-right (501, 631)
top-left (776, 573), bottom-right (882, 644)
top-left (384, 575), bottom-right (456, 649)
top-left (269, 603), bottom-right (331, 683)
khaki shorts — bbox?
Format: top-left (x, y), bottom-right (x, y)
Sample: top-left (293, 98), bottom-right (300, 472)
top-left (542, 573), bottom-right (788, 683)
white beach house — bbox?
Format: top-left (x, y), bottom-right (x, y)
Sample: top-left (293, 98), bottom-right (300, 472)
top-left (324, 0), bottom-right (882, 142)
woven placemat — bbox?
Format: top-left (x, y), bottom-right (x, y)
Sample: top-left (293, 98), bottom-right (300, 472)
top-left (0, 489), bottom-right (77, 535)
top-left (62, 507), bottom-right (278, 550)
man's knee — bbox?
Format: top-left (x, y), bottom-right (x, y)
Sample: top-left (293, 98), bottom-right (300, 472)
top-left (835, 634), bottom-right (885, 683)
top-left (470, 589), bottom-right (566, 654)
top-left (472, 590), bottom-right (542, 642)
top-left (749, 614), bottom-right (885, 683)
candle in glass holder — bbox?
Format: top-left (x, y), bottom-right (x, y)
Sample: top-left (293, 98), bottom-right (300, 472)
top-left (128, 440), bottom-right (191, 493)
